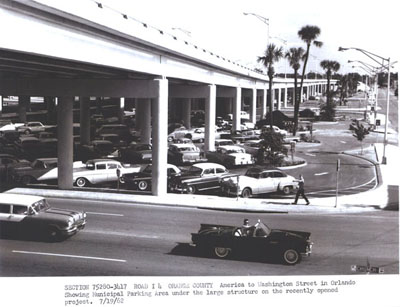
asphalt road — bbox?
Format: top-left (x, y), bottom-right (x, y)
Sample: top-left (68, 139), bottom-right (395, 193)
top-left (0, 198), bottom-right (398, 276)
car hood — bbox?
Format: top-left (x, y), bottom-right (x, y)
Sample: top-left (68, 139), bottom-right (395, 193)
top-left (35, 207), bottom-right (85, 224)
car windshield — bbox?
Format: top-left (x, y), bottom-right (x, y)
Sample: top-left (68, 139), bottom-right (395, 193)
top-left (253, 220), bottom-right (272, 237)
top-left (187, 166), bottom-right (203, 175)
top-left (226, 148), bottom-right (244, 154)
top-left (142, 165), bottom-right (152, 174)
top-left (178, 146), bottom-right (196, 152)
top-left (30, 199), bottom-right (50, 214)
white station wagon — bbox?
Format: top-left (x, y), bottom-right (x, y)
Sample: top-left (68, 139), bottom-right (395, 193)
top-left (0, 193), bottom-right (86, 241)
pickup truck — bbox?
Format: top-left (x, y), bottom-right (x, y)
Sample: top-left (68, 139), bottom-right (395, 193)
top-left (73, 159), bottom-right (140, 187)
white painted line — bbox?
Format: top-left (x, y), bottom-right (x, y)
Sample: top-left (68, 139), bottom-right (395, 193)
top-left (340, 141), bottom-right (347, 144)
top-left (86, 211), bottom-right (124, 217)
top-left (315, 172), bottom-right (329, 176)
top-left (85, 229), bottom-right (160, 239)
top-left (305, 153), bottom-right (316, 157)
top-left (12, 250), bottom-right (126, 263)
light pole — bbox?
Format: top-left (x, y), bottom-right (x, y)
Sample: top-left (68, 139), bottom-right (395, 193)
top-left (243, 12), bottom-right (269, 47)
top-left (339, 46), bottom-right (392, 164)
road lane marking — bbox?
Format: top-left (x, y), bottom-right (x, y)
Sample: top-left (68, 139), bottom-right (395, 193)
top-left (305, 153), bottom-right (316, 157)
top-left (12, 250), bottom-right (126, 263)
top-left (340, 141), bottom-right (346, 143)
top-left (86, 211), bottom-right (124, 217)
top-left (308, 177), bottom-right (376, 195)
top-left (85, 229), bottom-right (160, 239)
top-left (315, 172), bottom-right (329, 176)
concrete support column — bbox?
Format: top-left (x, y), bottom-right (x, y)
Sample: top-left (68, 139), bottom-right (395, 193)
top-left (182, 98), bottom-right (191, 129)
top-left (57, 96), bottom-right (74, 189)
top-left (262, 89), bottom-right (267, 119)
top-left (284, 87), bottom-right (288, 108)
top-left (151, 78), bottom-right (168, 196)
top-left (80, 97), bottom-right (91, 145)
top-left (277, 88), bottom-right (282, 110)
top-left (118, 97), bottom-right (125, 123)
top-left (135, 99), bottom-right (142, 131)
top-left (250, 88), bottom-right (257, 124)
top-left (140, 99), bottom-right (152, 144)
top-left (204, 85), bottom-right (216, 152)
top-left (0, 96), bottom-right (2, 117)
top-left (233, 87), bottom-right (241, 131)
top-left (300, 87), bottom-right (304, 103)
top-left (18, 95), bottom-right (30, 122)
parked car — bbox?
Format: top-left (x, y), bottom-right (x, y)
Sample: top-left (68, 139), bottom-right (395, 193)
top-left (206, 145), bottom-right (254, 167)
top-left (95, 124), bottom-right (134, 143)
top-left (16, 121), bottom-right (52, 135)
top-left (191, 219), bottom-right (312, 265)
top-left (0, 154), bottom-right (30, 181)
top-left (220, 168), bottom-right (298, 197)
top-left (121, 163), bottom-right (181, 191)
top-left (215, 139), bottom-right (235, 147)
top-left (261, 125), bottom-right (288, 137)
top-left (168, 127), bottom-right (205, 143)
top-left (10, 157), bottom-right (59, 184)
top-left (169, 162), bottom-right (229, 194)
top-left (119, 143), bottom-right (152, 163)
top-left (0, 193), bottom-right (86, 241)
top-left (220, 130), bottom-right (259, 144)
top-left (239, 140), bottom-right (262, 157)
top-left (167, 143), bottom-right (206, 165)
top-left (73, 159), bottom-right (141, 187)
top-left (0, 121), bottom-right (24, 131)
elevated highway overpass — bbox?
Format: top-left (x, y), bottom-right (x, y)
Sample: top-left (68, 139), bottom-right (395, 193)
top-left (0, 0), bottom-right (335, 196)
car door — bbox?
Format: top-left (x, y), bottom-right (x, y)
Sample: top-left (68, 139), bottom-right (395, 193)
top-left (106, 162), bottom-right (119, 182)
top-left (259, 172), bottom-right (275, 194)
top-left (92, 162), bottom-right (107, 184)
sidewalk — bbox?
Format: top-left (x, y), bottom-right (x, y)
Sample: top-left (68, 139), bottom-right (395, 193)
top-left (6, 144), bottom-right (398, 214)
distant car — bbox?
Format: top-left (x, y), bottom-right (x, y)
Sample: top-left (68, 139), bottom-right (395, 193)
top-left (261, 125), bottom-right (288, 137)
top-left (169, 162), bottom-right (229, 194)
top-left (0, 122), bottom-right (24, 131)
top-left (95, 124), bottom-right (134, 143)
top-left (16, 121), bottom-right (50, 135)
top-left (119, 143), bottom-right (152, 163)
top-left (206, 145), bottom-right (254, 167)
top-left (121, 163), bottom-right (181, 191)
top-left (0, 193), bottom-right (86, 241)
top-left (168, 127), bottom-right (205, 143)
top-left (221, 168), bottom-right (298, 197)
top-left (167, 143), bottom-right (206, 165)
top-left (220, 130), bottom-right (259, 144)
top-left (239, 140), bottom-right (262, 157)
top-left (73, 159), bottom-right (140, 187)
top-left (215, 139), bottom-right (235, 147)
top-left (191, 219), bottom-right (312, 265)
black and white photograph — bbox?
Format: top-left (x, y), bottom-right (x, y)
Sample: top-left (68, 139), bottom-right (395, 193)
top-left (0, 0), bottom-right (398, 306)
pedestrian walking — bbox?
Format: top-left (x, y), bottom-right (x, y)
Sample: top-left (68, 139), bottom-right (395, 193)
top-left (292, 174), bottom-right (310, 205)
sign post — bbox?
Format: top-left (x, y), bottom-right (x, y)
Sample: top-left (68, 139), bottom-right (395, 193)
top-left (335, 159), bottom-right (340, 208)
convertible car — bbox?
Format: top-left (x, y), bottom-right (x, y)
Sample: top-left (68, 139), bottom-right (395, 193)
top-left (191, 220), bottom-right (312, 265)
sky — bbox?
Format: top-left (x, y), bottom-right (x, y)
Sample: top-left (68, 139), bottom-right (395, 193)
top-left (77, 0), bottom-right (400, 75)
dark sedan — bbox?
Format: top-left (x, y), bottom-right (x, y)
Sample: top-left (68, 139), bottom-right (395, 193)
top-left (191, 219), bottom-right (312, 265)
top-left (121, 163), bottom-right (181, 191)
top-left (119, 143), bottom-right (152, 163)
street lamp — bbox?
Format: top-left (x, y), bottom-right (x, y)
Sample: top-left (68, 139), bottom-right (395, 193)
top-left (339, 46), bottom-right (392, 164)
top-left (243, 12), bottom-right (269, 46)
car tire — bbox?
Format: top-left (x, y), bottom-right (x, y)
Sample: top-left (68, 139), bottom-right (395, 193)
top-left (75, 177), bottom-right (89, 187)
top-left (241, 188), bottom-right (252, 198)
top-left (21, 175), bottom-right (34, 185)
top-left (186, 185), bottom-right (196, 194)
top-left (47, 226), bottom-right (61, 242)
top-left (24, 129), bottom-right (31, 135)
top-left (281, 186), bottom-right (292, 195)
top-left (282, 248), bottom-right (301, 265)
top-left (214, 247), bottom-right (231, 258)
top-left (138, 180), bottom-right (149, 191)
top-left (167, 136), bottom-right (174, 142)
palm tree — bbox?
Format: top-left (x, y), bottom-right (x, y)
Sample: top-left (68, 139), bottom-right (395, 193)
top-left (258, 43), bottom-right (284, 128)
top-left (297, 25), bottom-right (323, 123)
top-left (285, 47), bottom-right (305, 135)
top-left (320, 60), bottom-right (340, 104)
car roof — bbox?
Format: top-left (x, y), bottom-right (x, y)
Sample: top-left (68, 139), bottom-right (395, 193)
top-left (170, 143), bottom-right (196, 148)
top-left (35, 158), bottom-right (58, 162)
top-left (192, 162), bottom-right (226, 169)
top-left (87, 159), bottom-right (120, 163)
top-left (247, 167), bottom-right (280, 173)
top-left (0, 193), bottom-right (45, 206)
top-left (219, 145), bottom-right (242, 150)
